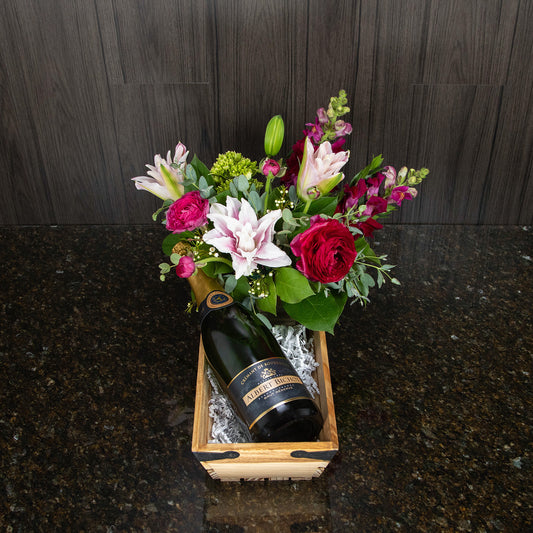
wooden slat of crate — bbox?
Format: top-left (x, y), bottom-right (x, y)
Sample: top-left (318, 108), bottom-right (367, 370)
top-left (191, 330), bottom-right (338, 481)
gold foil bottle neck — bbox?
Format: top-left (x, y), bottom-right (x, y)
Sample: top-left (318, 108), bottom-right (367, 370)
top-left (187, 268), bottom-right (225, 305)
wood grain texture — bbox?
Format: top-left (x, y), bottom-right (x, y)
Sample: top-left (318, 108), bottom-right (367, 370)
top-left (0, 0), bottom-right (531, 224)
top-left (402, 83), bottom-right (502, 224)
top-left (212, 0), bottom-right (309, 161)
top-left (421, 0), bottom-right (519, 85)
top-left (480, 0), bottom-right (533, 224)
top-left (96, 0), bottom-right (208, 85)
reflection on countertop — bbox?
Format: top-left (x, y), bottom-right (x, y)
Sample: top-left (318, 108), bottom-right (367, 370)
top-left (1, 225), bottom-right (531, 532)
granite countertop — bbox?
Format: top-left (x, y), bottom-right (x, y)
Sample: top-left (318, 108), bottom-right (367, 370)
top-left (0, 225), bottom-right (531, 532)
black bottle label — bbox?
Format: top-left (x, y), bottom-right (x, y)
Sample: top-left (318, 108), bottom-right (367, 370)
top-left (227, 357), bottom-right (312, 430)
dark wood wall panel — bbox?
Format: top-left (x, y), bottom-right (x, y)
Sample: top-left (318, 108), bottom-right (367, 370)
top-left (96, 0), bottom-right (208, 85)
top-left (421, 0), bottom-right (518, 85)
top-left (111, 83), bottom-right (217, 220)
top-left (0, 0), bottom-right (531, 225)
top-left (403, 84), bottom-right (502, 224)
top-left (213, 0), bottom-right (308, 160)
top-left (481, 0), bottom-right (533, 225)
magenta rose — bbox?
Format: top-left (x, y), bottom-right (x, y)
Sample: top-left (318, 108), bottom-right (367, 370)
top-left (261, 158), bottom-right (281, 176)
top-left (166, 191), bottom-right (209, 233)
top-left (290, 216), bottom-right (357, 283)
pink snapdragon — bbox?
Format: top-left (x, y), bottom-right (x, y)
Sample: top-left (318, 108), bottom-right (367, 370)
top-left (382, 166), bottom-right (397, 189)
top-left (367, 173), bottom-right (385, 196)
top-left (388, 186), bottom-right (414, 206)
top-left (202, 197), bottom-right (291, 279)
top-left (334, 120), bottom-right (353, 137)
top-left (363, 196), bottom-right (388, 217)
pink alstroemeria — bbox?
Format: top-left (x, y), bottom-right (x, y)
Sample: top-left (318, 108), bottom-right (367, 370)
top-left (203, 197), bottom-right (291, 279)
top-left (297, 137), bottom-right (349, 204)
top-left (132, 143), bottom-right (188, 200)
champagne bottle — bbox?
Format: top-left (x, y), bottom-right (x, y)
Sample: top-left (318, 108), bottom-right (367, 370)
top-left (188, 269), bottom-right (324, 442)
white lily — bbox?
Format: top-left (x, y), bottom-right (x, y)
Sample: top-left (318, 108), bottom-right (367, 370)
top-left (132, 142), bottom-right (189, 200)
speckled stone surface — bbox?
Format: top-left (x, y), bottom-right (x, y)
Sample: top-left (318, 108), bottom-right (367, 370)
top-left (1, 225), bottom-right (531, 532)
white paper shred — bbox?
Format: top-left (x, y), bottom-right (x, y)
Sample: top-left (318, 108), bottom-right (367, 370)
top-left (206, 324), bottom-right (320, 443)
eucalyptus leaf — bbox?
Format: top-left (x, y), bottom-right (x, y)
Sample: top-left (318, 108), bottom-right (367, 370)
top-left (186, 164), bottom-right (197, 181)
top-left (159, 262), bottom-right (171, 274)
top-left (255, 312), bottom-right (273, 330)
top-left (198, 176), bottom-right (208, 190)
top-left (248, 190), bottom-right (262, 212)
top-left (288, 185), bottom-right (298, 204)
top-left (236, 175), bottom-right (249, 192)
top-left (224, 275), bottom-right (238, 294)
top-left (282, 208), bottom-right (294, 223)
top-left (170, 253), bottom-right (182, 265)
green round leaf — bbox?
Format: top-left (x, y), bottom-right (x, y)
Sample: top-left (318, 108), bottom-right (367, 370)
top-left (274, 267), bottom-right (315, 304)
top-left (282, 291), bottom-right (347, 334)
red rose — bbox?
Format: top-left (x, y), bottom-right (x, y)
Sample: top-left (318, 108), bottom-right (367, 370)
top-left (290, 216), bottom-right (357, 283)
top-left (166, 191), bottom-right (209, 233)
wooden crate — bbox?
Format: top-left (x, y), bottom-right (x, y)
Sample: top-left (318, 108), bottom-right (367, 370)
top-left (191, 330), bottom-right (338, 481)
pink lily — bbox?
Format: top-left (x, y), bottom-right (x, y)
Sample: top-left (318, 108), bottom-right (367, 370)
top-left (203, 197), bottom-right (291, 279)
top-left (132, 142), bottom-right (188, 200)
top-left (296, 137), bottom-right (349, 206)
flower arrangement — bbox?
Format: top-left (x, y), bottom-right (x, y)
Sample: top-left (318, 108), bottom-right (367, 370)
top-left (133, 91), bottom-right (428, 333)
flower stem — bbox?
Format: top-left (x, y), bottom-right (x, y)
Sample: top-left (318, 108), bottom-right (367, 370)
top-left (196, 256), bottom-right (233, 267)
top-left (303, 200), bottom-right (312, 214)
top-left (263, 172), bottom-right (274, 213)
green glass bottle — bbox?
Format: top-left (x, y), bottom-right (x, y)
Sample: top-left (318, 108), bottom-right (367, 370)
top-left (188, 270), bottom-right (324, 442)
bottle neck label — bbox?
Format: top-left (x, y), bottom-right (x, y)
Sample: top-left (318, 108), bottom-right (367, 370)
top-left (199, 290), bottom-right (234, 320)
